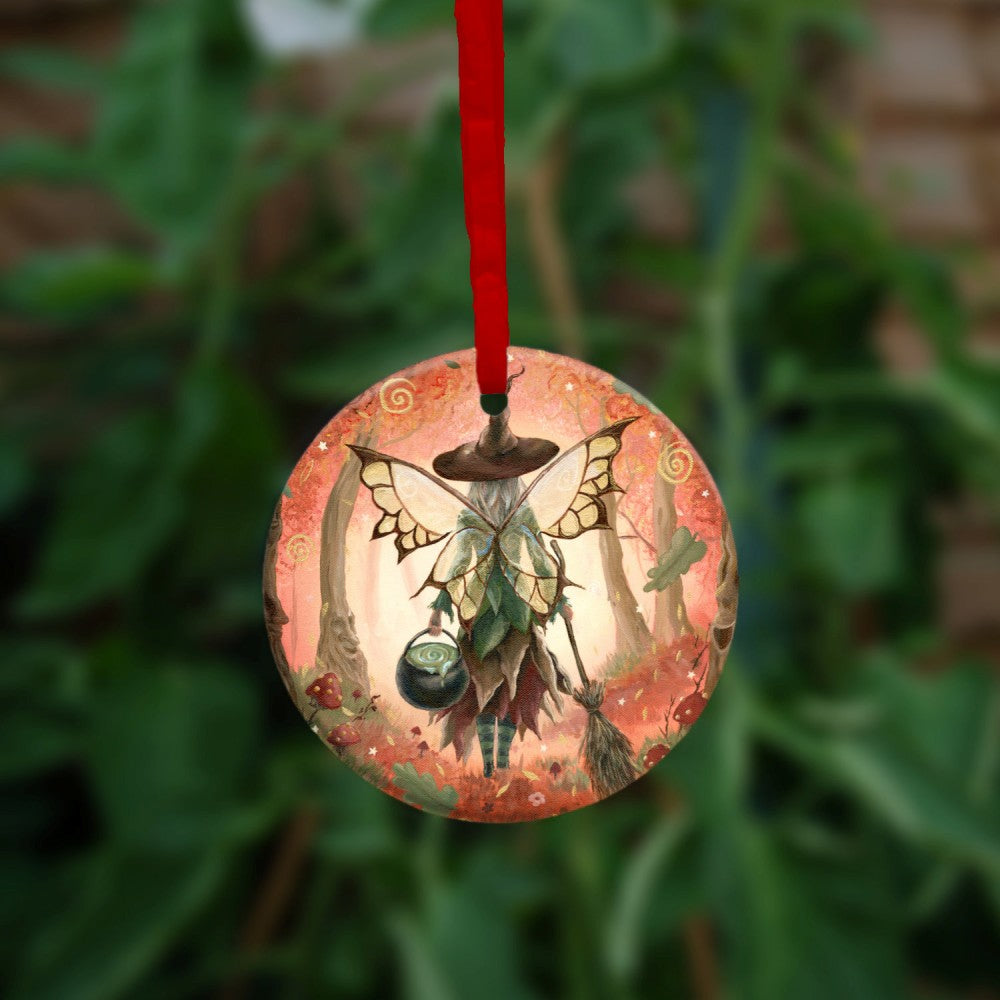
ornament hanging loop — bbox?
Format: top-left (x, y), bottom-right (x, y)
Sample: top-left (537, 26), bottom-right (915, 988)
top-left (455, 0), bottom-right (510, 407)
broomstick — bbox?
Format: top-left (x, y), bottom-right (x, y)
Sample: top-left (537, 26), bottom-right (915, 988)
top-left (551, 541), bottom-right (638, 798)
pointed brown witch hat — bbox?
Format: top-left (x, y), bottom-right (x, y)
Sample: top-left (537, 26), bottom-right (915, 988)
top-left (433, 368), bottom-right (558, 482)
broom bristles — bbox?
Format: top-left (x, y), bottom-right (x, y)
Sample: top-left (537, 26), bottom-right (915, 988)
top-left (574, 681), bottom-right (638, 799)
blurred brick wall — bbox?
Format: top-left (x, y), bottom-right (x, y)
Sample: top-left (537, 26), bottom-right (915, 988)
top-left (859, 0), bottom-right (1000, 651)
top-left (862, 0), bottom-right (1000, 355)
top-left (0, 1), bottom-right (130, 270)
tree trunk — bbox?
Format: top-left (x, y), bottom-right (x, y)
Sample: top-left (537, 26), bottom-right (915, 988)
top-left (653, 470), bottom-right (693, 640)
top-left (705, 516), bottom-right (738, 695)
top-left (598, 493), bottom-right (654, 660)
top-left (263, 498), bottom-right (297, 704)
top-left (365, 532), bottom-right (381, 639)
top-left (315, 422), bottom-right (378, 696)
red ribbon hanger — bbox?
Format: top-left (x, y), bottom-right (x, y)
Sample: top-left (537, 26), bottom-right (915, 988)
top-left (455, 0), bottom-right (509, 412)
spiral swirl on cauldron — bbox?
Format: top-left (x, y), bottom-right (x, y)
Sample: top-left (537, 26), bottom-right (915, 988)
top-left (406, 641), bottom-right (457, 673)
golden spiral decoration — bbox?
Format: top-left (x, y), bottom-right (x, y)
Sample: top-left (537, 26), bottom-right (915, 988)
top-left (379, 377), bottom-right (416, 414)
top-left (286, 533), bottom-right (313, 564)
top-left (657, 440), bottom-right (693, 485)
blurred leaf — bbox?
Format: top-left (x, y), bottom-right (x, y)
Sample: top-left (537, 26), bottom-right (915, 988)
top-left (541, 0), bottom-right (672, 88)
top-left (753, 694), bottom-right (1000, 873)
top-left (0, 438), bottom-right (31, 517)
top-left (0, 639), bottom-right (87, 780)
top-left (12, 848), bottom-right (229, 1000)
top-left (87, 659), bottom-right (257, 849)
top-left (0, 47), bottom-right (106, 91)
top-left (560, 104), bottom-right (662, 279)
top-left (797, 476), bottom-right (902, 592)
top-left (860, 654), bottom-right (999, 784)
top-left (889, 248), bottom-right (966, 358)
top-left (366, 0), bottom-right (453, 38)
top-left (827, 739), bottom-right (1000, 871)
top-left (0, 137), bottom-right (96, 183)
top-left (0, 248), bottom-right (156, 320)
top-left (780, 853), bottom-right (906, 1000)
top-left (92, 0), bottom-right (255, 252)
top-left (171, 368), bottom-right (280, 581)
top-left (605, 810), bottom-right (689, 983)
top-left (503, 33), bottom-right (568, 166)
top-left (770, 423), bottom-right (899, 479)
top-left (366, 108), bottom-right (467, 302)
top-left (387, 911), bottom-right (457, 1000)
top-left (779, 166), bottom-right (887, 264)
top-left (394, 847), bottom-right (540, 1000)
top-left (18, 410), bottom-right (179, 617)
top-left (926, 362), bottom-right (1000, 459)
top-left (283, 325), bottom-right (466, 400)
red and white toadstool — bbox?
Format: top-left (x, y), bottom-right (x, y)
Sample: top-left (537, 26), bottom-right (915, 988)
top-left (306, 672), bottom-right (343, 711)
top-left (643, 743), bottom-right (669, 769)
top-left (326, 723), bottom-right (360, 752)
top-left (672, 692), bottom-right (707, 727)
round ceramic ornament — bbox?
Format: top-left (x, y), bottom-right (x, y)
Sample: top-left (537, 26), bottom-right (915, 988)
top-left (263, 348), bottom-right (738, 822)
top-left (262, 0), bottom-right (737, 820)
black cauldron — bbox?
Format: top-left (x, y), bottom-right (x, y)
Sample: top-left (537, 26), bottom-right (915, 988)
top-left (395, 628), bottom-right (469, 710)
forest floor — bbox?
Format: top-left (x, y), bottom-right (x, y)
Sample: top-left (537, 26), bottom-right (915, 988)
top-left (323, 630), bottom-right (713, 821)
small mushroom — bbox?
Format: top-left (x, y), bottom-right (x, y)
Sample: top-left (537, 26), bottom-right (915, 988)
top-left (549, 761), bottom-right (562, 779)
top-left (410, 726), bottom-right (422, 738)
top-left (643, 744), bottom-right (669, 769)
top-left (326, 723), bottom-right (360, 752)
top-left (672, 692), bottom-right (707, 727)
top-left (306, 672), bottom-right (342, 710)
top-left (352, 688), bottom-right (362, 700)
top-left (416, 740), bottom-right (430, 758)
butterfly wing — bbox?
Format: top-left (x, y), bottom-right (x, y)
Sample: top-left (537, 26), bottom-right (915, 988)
top-left (497, 510), bottom-right (561, 620)
top-left (350, 446), bottom-right (491, 562)
top-left (509, 417), bottom-right (638, 540)
top-left (424, 521), bottom-right (496, 630)
top-left (351, 446), bottom-right (499, 626)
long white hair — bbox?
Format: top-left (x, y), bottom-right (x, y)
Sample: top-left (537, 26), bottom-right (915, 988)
top-left (468, 477), bottom-right (524, 523)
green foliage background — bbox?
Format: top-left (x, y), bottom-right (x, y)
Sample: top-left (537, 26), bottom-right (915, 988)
top-left (2, 0), bottom-right (999, 997)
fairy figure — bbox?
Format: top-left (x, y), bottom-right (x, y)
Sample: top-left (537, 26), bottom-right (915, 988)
top-left (350, 379), bottom-right (635, 778)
